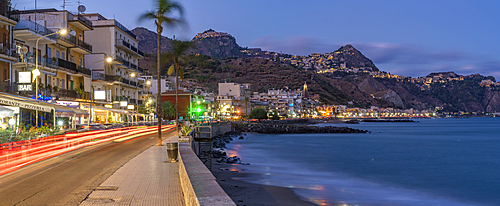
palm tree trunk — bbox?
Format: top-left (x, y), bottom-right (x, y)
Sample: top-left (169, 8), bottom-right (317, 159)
top-left (175, 64), bottom-right (179, 137)
top-left (157, 26), bottom-right (162, 146)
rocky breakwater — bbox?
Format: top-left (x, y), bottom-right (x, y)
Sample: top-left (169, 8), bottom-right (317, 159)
top-left (238, 123), bottom-right (369, 134)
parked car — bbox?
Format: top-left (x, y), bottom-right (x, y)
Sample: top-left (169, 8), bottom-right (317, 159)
top-left (76, 123), bottom-right (105, 131)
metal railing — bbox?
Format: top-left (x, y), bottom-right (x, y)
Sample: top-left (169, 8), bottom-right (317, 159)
top-left (115, 39), bottom-right (144, 57)
top-left (58, 34), bottom-right (92, 53)
top-left (70, 14), bottom-right (93, 28)
top-left (105, 75), bottom-right (122, 82)
top-left (128, 98), bottom-right (137, 104)
top-left (59, 89), bottom-right (78, 99)
top-left (14, 21), bottom-right (58, 40)
top-left (92, 72), bottom-right (105, 81)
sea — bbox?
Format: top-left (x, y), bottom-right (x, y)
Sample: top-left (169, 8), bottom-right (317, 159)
top-left (224, 118), bottom-right (500, 206)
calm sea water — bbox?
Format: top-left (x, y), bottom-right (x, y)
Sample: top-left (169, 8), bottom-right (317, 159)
top-left (225, 118), bottom-right (500, 206)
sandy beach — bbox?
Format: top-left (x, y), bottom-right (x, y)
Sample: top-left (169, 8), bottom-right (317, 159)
top-left (211, 161), bottom-right (317, 206)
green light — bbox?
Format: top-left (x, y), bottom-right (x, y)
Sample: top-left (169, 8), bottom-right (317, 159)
top-left (196, 108), bottom-right (201, 112)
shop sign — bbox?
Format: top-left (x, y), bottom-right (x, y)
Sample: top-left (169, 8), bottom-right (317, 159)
top-left (18, 72), bottom-right (32, 83)
top-left (120, 101), bottom-right (127, 107)
top-left (18, 84), bottom-right (32, 91)
top-left (0, 98), bottom-right (52, 112)
top-left (57, 101), bottom-right (79, 107)
top-left (94, 90), bottom-right (106, 100)
top-left (127, 105), bottom-right (134, 110)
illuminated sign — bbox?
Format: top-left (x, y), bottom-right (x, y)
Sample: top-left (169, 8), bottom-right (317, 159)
top-left (127, 105), bottom-right (134, 110)
top-left (18, 84), bottom-right (32, 91)
top-left (57, 101), bottom-right (79, 107)
top-left (18, 72), bottom-right (32, 83)
top-left (94, 90), bottom-right (106, 100)
top-left (120, 101), bottom-right (127, 107)
top-left (104, 104), bottom-right (113, 108)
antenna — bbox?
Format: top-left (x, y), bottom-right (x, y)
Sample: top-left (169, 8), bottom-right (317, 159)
top-left (61, 0), bottom-right (72, 10)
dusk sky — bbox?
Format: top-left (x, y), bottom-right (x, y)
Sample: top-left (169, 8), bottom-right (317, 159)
top-left (16, 0), bottom-right (500, 80)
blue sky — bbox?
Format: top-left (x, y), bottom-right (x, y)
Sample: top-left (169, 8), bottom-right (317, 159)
top-left (16, 0), bottom-right (500, 80)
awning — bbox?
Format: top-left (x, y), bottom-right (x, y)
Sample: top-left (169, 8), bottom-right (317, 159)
top-left (0, 93), bottom-right (53, 112)
top-left (83, 105), bottom-right (132, 114)
top-left (0, 105), bottom-right (14, 118)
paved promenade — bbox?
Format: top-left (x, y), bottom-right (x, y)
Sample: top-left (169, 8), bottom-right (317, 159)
top-left (80, 135), bottom-right (184, 206)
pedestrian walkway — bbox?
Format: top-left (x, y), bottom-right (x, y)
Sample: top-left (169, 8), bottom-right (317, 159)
top-left (80, 135), bottom-right (184, 206)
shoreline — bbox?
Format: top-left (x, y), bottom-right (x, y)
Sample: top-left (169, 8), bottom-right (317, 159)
top-left (211, 161), bottom-right (317, 206)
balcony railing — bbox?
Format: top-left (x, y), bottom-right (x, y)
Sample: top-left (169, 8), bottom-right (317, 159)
top-left (14, 21), bottom-right (58, 40)
top-left (115, 39), bottom-right (144, 57)
top-left (122, 78), bottom-right (130, 85)
top-left (57, 58), bottom-right (91, 75)
top-left (59, 89), bottom-right (78, 99)
top-left (130, 63), bottom-right (137, 69)
top-left (105, 75), bottom-right (122, 82)
top-left (92, 72), bottom-right (105, 81)
top-left (0, 43), bottom-right (17, 57)
top-left (58, 34), bottom-right (92, 53)
top-left (69, 14), bottom-right (93, 28)
top-left (128, 98), bottom-right (137, 104)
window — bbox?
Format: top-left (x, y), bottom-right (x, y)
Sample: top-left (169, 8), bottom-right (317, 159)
top-left (62, 52), bottom-right (65, 60)
top-left (56, 78), bottom-right (59, 86)
top-left (48, 77), bottom-right (51, 85)
top-left (61, 79), bottom-right (65, 89)
top-left (70, 55), bottom-right (74, 62)
top-left (56, 51), bottom-right (60, 59)
top-left (79, 58), bottom-right (82, 67)
top-left (47, 47), bottom-right (51, 58)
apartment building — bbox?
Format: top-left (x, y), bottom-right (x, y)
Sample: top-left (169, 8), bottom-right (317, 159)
top-left (81, 13), bottom-right (145, 122)
top-left (217, 83), bottom-right (251, 119)
top-left (12, 9), bottom-right (93, 102)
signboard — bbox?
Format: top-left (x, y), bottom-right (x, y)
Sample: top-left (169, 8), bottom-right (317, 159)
top-left (0, 98), bottom-right (52, 112)
top-left (127, 105), bottom-right (134, 110)
top-left (120, 101), bottom-right (127, 107)
top-left (18, 84), bottom-right (32, 91)
top-left (57, 101), bottom-right (79, 107)
top-left (19, 72), bottom-right (32, 83)
top-left (94, 90), bottom-right (106, 100)
top-left (17, 84), bottom-right (33, 92)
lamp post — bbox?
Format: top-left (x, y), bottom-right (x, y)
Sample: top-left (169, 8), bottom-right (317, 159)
top-left (88, 56), bottom-right (113, 127)
top-left (35, 29), bottom-right (67, 127)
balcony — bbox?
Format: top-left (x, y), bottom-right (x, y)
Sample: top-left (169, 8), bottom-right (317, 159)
top-left (59, 89), bottom-right (78, 99)
top-left (92, 72), bottom-right (105, 81)
top-left (58, 34), bottom-right (93, 54)
top-left (105, 75), bottom-right (122, 82)
top-left (55, 58), bottom-right (91, 76)
top-left (128, 98), bottom-right (137, 104)
top-left (14, 21), bottom-right (58, 44)
top-left (115, 39), bottom-right (144, 57)
top-left (69, 14), bottom-right (93, 30)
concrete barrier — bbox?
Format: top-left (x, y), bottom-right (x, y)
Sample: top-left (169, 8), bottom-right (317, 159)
top-left (178, 142), bottom-right (236, 206)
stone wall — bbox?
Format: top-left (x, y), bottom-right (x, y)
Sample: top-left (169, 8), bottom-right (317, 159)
top-left (178, 142), bottom-right (235, 206)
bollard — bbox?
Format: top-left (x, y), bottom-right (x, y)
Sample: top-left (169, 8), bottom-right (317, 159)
top-left (166, 142), bottom-right (178, 163)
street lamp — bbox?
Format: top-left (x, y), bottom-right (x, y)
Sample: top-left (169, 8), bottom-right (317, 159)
top-left (88, 56), bottom-right (114, 127)
top-left (34, 28), bottom-right (67, 127)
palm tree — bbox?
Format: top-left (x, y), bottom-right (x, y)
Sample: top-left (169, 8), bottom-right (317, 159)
top-left (162, 40), bottom-right (193, 137)
top-left (139, 0), bottom-right (184, 146)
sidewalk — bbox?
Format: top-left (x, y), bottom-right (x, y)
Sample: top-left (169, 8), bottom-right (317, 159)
top-left (80, 135), bottom-right (184, 206)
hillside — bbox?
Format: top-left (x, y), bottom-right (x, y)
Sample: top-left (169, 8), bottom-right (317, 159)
top-left (133, 27), bottom-right (500, 113)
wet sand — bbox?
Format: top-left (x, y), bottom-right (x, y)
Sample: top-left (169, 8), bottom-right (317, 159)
top-left (211, 162), bottom-right (317, 206)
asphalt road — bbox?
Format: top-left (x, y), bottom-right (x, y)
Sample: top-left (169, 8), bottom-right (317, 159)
top-left (0, 130), bottom-right (175, 206)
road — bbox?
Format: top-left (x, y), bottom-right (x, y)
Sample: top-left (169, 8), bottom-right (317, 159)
top-left (0, 130), bottom-right (175, 206)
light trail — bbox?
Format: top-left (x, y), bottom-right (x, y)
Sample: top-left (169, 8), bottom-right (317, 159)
top-left (0, 125), bottom-right (175, 176)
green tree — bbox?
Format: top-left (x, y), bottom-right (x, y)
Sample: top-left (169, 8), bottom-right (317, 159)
top-left (139, 0), bottom-right (185, 145)
top-left (162, 40), bottom-right (193, 136)
top-left (270, 110), bottom-right (280, 121)
top-left (161, 101), bottom-right (175, 120)
top-left (249, 108), bottom-right (268, 122)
